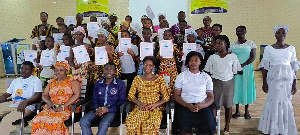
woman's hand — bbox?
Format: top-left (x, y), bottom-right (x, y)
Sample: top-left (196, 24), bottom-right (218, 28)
top-left (54, 105), bottom-right (64, 112)
top-left (47, 102), bottom-right (55, 110)
top-left (127, 48), bottom-right (134, 56)
top-left (195, 103), bottom-right (206, 111)
top-left (291, 82), bottom-right (297, 95)
top-left (262, 83), bottom-right (268, 93)
top-left (74, 64), bottom-right (82, 69)
top-left (146, 103), bottom-right (160, 111)
top-left (137, 102), bottom-right (147, 111)
top-left (117, 52), bottom-right (124, 57)
top-left (185, 103), bottom-right (197, 112)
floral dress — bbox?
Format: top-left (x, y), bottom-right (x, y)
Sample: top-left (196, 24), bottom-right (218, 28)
top-left (31, 77), bottom-right (81, 135)
top-left (157, 44), bottom-right (180, 92)
top-left (125, 76), bottom-right (170, 135)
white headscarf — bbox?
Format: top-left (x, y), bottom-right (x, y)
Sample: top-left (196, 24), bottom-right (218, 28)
top-left (274, 25), bottom-right (290, 35)
top-left (158, 13), bottom-right (166, 18)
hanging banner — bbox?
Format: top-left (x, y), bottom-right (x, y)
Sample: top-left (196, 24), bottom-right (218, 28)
top-left (76, 0), bottom-right (109, 17)
top-left (191, 0), bottom-right (228, 14)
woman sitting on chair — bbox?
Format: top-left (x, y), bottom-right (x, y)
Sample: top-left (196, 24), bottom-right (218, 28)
top-left (174, 51), bottom-right (216, 135)
top-left (31, 61), bottom-right (81, 135)
top-left (125, 56), bottom-right (170, 135)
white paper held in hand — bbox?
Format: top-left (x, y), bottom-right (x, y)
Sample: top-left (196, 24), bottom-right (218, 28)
top-left (57, 45), bottom-right (70, 62)
top-left (182, 43), bottom-right (196, 60)
top-left (87, 22), bottom-right (100, 38)
top-left (72, 45), bottom-right (91, 64)
top-left (53, 33), bottom-right (64, 46)
top-left (159, 40), bottom-right (173, 58)
top-left (119, 38), bottom-right (132, 55)
top-left (145, 5), bottom-right (155, 20)
top-left (140, 42), bottom-right (154, 60)
top-left (24, 50), bottom-right (37, 66)
top-left (40, 50), bottom-right (55, 66)
top-left (65, 16), bottom-right (76, 27)
top-left (95, 46), bottom-right (108, 65)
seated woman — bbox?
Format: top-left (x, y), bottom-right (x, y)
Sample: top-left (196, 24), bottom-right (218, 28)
top-left (31, 61), bottom-right (81, 135)
top-left (174, 51), bottom-right (216, 135)
top-left (125, 56), bottom-right (170, 135)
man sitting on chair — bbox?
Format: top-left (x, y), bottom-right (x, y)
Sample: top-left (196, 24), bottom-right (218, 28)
top-left (80, 62), bottom-right (126, 135)
top-left (0, 61), bottom-right (42, 134)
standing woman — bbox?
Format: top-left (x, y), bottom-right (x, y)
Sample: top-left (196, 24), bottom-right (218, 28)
top-left (204, 35), bottom-right (242, 134)
top-left (231, 26), bottom-right (256, 119)
top-left (258, 25), bottom-right (298, 135)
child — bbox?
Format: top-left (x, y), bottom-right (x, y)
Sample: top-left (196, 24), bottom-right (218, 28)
top-left (58, 24), bottom-right (69, 35)
top-left (56, 17), bottom-right (64, 26)
top-left (125, 15), bottom-right (132, 24)
top-left (38, 36), bottom-right (57, 86)
top-left (195, 29), bottom-right (205, 46)
top-left (90, 15), bottom-right (97, 22)
top-left (204, 35), bottom-right (242, 134)
top-left (157, 30), bottom-right (181, 92)
top-left (90, 28), bottom-right (121, 83)
top-left (69, 26), bottom-right (93, 81)
top-left (115, 30), bottom-right (138, 94)
top-left (137, 28), bottom-right (157, 75)
top-left (181, 30), bottom-right (205, 72)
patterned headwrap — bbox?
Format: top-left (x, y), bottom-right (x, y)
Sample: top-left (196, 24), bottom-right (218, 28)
top-left (55, 61), bottom-right (71, 71)
top-left (186, 30), bottom-right (198, 37)
top-left (75, 26), bottom-right (85, 35)
top-left (98, 28), bottom-right (109, 39)
top-left (120, 21), bottom-right (130, 28)
top-left (274, 25), bottom-right (290, 35)
top-left (108, 13), bottom-right (118, 19)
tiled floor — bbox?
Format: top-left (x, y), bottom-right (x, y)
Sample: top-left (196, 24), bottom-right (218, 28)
top-left (1, 71), bottom-right (300, 134)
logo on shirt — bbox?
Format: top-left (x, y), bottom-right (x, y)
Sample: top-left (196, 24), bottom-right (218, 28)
top-left (110, 88), bottom-right (117, 95)
top-left (22, 84), bottom-right (28, 91)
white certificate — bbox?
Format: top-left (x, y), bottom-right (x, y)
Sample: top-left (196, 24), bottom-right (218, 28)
top-left (118, 32), bottom-right (122, 41)
top-left (53, 33), bottom-right (64, 46)
top-left (65, 16), bottom-right (76, 27)
top-left (140, 42), bottom-right (154, 60)
top-left (130, 23), bottom-right (142, 34)
top-left (184, 28), bottom-right (195, 42)
top-left (24, 50), bottom-right (37, 66)
top-left (183, 43), bottom-right (197, 60)
top-left (95, 47), bottom-right (108, 65)
top-left (159, 40), bottom-right (173, 58)
top-left (40, 50), bottom-right (55, 66)
top-left (119, 38), bottom-right (132, 55)
top-left (158, 28), bottom-right (168, 41)
top-left (72, 45), bottom-right (91, 64)
top-left (40, 36), bottom-right (46, 40)
top-left (87, 22), bottom-right (100, 38)
top-left (57, 45), bottom-right (70, 62)
top-left (145, 5), bottom-right (155, 20)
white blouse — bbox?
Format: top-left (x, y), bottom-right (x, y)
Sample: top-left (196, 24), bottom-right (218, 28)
top-left (229, 40), bottom-right (257, 51)
top-left (204, 53), bottom-right (242, 81)
top-left (175, 70), bottom-right (213, 103)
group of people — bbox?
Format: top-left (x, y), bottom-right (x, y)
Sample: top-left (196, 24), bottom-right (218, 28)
top-left (0, 10), bottom-right (298, 135)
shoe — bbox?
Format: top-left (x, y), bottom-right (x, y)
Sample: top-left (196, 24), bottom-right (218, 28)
top-left (232, 113), bottom-right (240, 119)
top-left (223, 131), bottom-right (230, 135)
top-left (244, 113), bottom-right (251, 119)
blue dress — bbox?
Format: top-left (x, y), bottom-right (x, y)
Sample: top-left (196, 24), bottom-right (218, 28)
top-left (230, 40), bottom-right (256, 105)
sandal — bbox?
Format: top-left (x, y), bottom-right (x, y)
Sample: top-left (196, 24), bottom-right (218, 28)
top-left (223, 130), bottom-right (230, 135)
top-left (244, 113), bottom-right (251, 119)
top-left (232, 113), bottom-right (240, 119)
